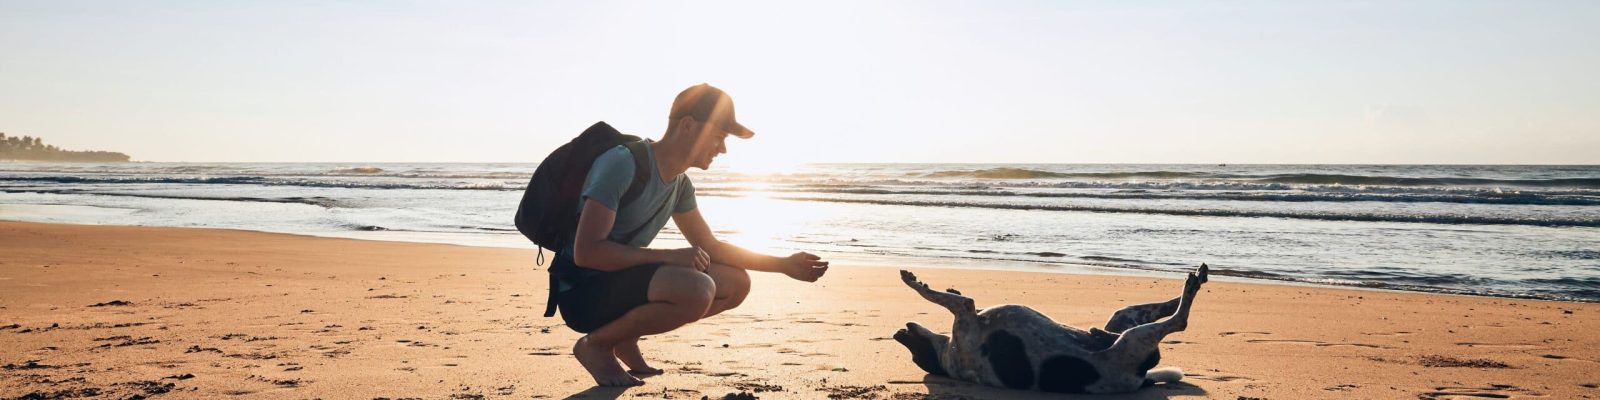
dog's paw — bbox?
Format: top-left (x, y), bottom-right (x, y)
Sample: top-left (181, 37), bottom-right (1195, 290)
top-left (1184, 271), bottom-right (1202, 294)
top-left (900, 270), bottom-right (930, 290)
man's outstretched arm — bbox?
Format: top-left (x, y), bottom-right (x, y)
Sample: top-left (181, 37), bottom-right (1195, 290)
top-left (672, 208), bottom-right (828, 282)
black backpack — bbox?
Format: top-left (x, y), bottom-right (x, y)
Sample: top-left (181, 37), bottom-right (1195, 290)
top-left (514, 121), bottom-right (653, 266)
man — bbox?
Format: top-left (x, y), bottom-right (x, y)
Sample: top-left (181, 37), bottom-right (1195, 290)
top-left (553, 83), bottom-right (831, 387)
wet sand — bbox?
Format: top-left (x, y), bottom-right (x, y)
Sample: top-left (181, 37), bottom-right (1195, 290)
top-left (2, 221), bottom-right (1597, 399)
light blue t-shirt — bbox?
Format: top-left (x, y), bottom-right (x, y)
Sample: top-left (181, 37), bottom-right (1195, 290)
top-left (568, 140), bottom-right (697, 254)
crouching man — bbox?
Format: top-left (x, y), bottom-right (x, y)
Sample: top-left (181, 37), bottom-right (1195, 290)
top-left (554, 84), bottom-right (830, 386)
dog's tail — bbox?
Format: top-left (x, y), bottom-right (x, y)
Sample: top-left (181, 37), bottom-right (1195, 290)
top-left (1143, 367), bottom-right (1183, 385)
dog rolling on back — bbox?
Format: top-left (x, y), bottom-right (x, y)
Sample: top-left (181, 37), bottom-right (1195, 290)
top-left (893, 264), bottom-right (1208, 394)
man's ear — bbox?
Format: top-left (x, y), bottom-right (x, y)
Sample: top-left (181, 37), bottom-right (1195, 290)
top-left (673, 116), bottom-right (698, 138)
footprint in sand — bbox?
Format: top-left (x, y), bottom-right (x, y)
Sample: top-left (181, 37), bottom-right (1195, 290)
top-left (1246, 339), bottom-right (1387, 349)
top-left (1418, 384), bottom-right (1530, 399)
top-left (1456, 342), bottom-right (1540, 349)
top-left (1219, 331), bottom-right (1271, 337)
top-left (791, 338), bottom-right (842, 344)
top-left (1362, 331), bottom-right (1415, 337)
top-left (1537, 354), bottom-right (1599, 364)
top-left (1186, 373), bottom-right (1254, 382)
top-left (525, 346), bottom-right (563, 356)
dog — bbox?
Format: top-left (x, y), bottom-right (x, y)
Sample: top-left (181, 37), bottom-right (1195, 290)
top-left (893, 264), bottom-right (1207, 394)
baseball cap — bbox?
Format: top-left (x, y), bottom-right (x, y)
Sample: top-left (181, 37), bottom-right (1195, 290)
top-left (670, 83), bottom-right (754, 139)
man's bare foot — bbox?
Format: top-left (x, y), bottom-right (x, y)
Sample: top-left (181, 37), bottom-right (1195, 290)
top-left (573, 336), bottom-right (642, 387)
top-left (615, 337), bottom-right (664, 375)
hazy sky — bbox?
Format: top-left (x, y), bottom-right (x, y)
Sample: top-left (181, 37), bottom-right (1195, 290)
top-left (2, 1), bottom-right (1596, 165)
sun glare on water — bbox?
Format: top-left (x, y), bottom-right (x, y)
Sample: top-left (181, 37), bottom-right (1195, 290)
top-left (719, 158), bottom-right (805, 176)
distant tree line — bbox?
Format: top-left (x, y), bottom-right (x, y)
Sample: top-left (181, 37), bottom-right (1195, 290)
top-left (0, 132), bottom-right (131, 162)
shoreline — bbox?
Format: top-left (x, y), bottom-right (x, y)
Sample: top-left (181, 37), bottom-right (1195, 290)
top-left (2, 211), bottom-right (1594, 304)
top-left (2, 220), bottom-right (1597, 399)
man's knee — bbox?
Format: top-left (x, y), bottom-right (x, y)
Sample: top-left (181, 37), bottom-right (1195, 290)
top-left (652, 265), bottom-right (717, 315)
top-left (713, 265), bottom-right (751, 308)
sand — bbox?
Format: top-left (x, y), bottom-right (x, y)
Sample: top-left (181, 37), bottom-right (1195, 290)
top-left (2, 220), bottom-right (1597, 399)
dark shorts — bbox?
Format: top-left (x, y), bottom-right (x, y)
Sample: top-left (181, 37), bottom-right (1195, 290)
top-left (557, 263), bottom-right (663, 333)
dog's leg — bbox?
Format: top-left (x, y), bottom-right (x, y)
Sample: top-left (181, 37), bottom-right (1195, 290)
top-left (900, 270), bottom-right (976, 318)
top-left (899, 270), bottom-right (979, 380)
top-left (1097, 264), bottom-right (1206, 367)
top-left (1100, 264), bottom-right (1209, 334)
top-left (1102, 298), bottom-right (1181, 334)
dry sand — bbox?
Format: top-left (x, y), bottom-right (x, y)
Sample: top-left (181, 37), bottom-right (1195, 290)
top-left (2, 220), bottom-right (1597, 399)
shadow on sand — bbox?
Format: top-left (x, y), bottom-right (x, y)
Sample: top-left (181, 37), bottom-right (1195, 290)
top-left (917, 374), bottom-right (1208, 399)
top-left (561, 386), bottom-right (629, 400)
top-left (559, 375), bottom-right (1207, 399)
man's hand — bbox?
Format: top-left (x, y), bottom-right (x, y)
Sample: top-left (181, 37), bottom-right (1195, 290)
top-left (672, 247), bottom-right (711, 272)
top-left (780, 252), bottom-right (829, 282)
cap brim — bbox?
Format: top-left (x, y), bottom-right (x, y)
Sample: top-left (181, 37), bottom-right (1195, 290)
top-left (723, 121), bottom-right (754, 139)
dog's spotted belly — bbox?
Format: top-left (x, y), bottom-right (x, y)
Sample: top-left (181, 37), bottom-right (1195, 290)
top-left (976, 329), bottom-right (1108, 393)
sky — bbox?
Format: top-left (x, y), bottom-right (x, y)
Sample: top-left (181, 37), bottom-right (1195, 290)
top-left (1, 1), bottom-right (1597, 166)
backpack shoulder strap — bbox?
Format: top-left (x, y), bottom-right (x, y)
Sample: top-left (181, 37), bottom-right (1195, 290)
top-left (615, 140), bottom-right (673, 245)
top-left (618, 141), bottom-right (652, 208)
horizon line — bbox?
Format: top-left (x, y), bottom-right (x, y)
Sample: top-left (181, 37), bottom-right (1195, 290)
top-left (9, 160), bottom-right (1597, 167)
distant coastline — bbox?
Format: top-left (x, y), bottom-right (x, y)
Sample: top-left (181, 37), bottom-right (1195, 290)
top-left (0, 132), bottom-right (130, 162)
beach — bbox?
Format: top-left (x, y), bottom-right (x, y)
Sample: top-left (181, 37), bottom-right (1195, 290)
top-left (2, 221), bottom-right (1596, 399)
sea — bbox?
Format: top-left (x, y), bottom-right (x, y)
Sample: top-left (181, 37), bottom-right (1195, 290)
top-left (2, 162), bottom-right (1598, 302)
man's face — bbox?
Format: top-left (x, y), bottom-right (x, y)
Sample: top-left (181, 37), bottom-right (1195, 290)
top-left (688, 119), bottom-right (730, 170)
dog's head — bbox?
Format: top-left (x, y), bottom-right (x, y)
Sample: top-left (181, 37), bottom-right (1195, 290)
top-left (893, 323), bottom-right (948, 376)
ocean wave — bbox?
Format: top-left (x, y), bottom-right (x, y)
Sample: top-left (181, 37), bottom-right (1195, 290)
top-left (331, 166), bottom-right (384, 174)
top-left (770, 196), bottom-right (1600, 227)
top-left (1, 167), bottom-right (530, 180)
top-left (1533, 250), bottom-right (1600, 260)
top-left (921, 167), bottom-right (1096, 179)
top-left (919, 168), bottom-right (1225, 180)
top-left (1252, 174), bottom-right (1600, 188)
top-left (3, 176), bottom-right (270, 185)
top-left (4, 189), bottom-right (340, 207)
top-left (697, 185), bottom-right (1600, 206)
top-left (909, 168), bottom-right (1600, 188)
top-left (946, 249), bottom-right (1598, 302)
top-left (699, 177), bottom-right (1600, 196)
top-left (0, 176), bottom-right (520, 191)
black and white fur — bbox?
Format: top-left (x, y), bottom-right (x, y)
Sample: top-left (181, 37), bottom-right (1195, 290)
top-left (893, 264), bottom-right (1207, 394)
